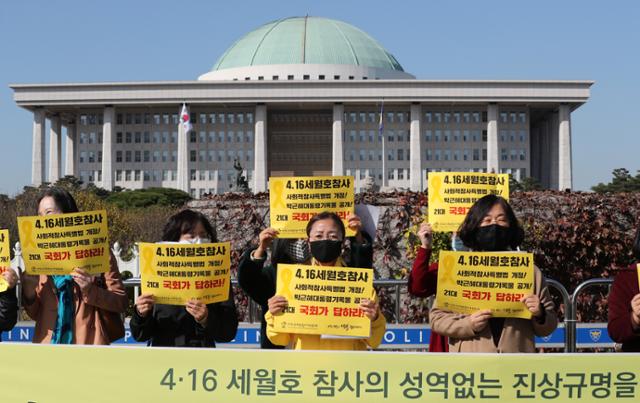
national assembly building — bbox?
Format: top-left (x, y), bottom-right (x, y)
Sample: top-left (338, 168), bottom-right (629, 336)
top-left (11, 16), bottom-right (592, 197)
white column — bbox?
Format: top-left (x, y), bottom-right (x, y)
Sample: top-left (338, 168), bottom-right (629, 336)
top-left (253, 104), bottom-right (268, 192)
top-left (65, 122), bottom-right (76, 177)
top-left (31, 109), bottom-right (46, 186)
top-left (409, 103), bottom-right (422, 191)
top-left (549, 112), bottom-right (560, 189)
top-left (332, 103), bottom-right (344, 176)
top-left (176, 106), bottom-right (190, 193)
top-left (486, 104), bottom-right (499, 174)
top-left (48, 115), bottom-right (61, 183)
top-left (558, 104), bottom-right (573, 190)
top-left (101, 106), bottom-right (115, 190)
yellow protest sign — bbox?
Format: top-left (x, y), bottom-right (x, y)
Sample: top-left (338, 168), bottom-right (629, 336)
top-left (139, 242), bottom-right (231, 305)
top-left (2, 344), bottom-right (640, 402)
top-left (427, 172), bottom-right (509, 232)
top-left (269, 176), bottom-right (355, 238)
top-left (273, 263), bottom-right (373, 337)
top-left (435, 251), bottom-right (534, 319)
top-left (17, 210), bottom-right (110, 275)
top-left (0, 229), bottom-right (10, 292)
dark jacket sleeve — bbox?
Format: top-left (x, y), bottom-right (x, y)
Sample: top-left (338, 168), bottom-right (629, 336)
top-left (129, 308), bottom-right (155, 343)
top-left (348, 231), bottom-right (373, 269)
top-left (237, 248), bottom-right (276, 306)
top-left (608, 268), bottom-right (640, 344)
top-left (0, 288), bottom-right (18, 332)
top-left (198, 287), bottom-right (239, 343)
top-left (408, 247), bottom-right (439, 297)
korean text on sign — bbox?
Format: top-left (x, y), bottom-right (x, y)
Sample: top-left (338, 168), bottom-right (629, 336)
top-left (428, 172), bottom-right (509, 232)
top-left (139, 242), bottom-right (231, 305)
top-left (0, 229), bottom-right (10, 292)
top-left (17, 210), bottom-right (109, 276)
top-left (274, 263), bottom-right (373, 337)
top-left (435, 251), bottom-right (534, 319)
top-left (269, 176), bottom-right (355, 238)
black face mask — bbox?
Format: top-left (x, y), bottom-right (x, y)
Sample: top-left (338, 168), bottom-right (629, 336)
top-left (309, 240), bottom-right (343, 263)
top-left (475, 224), bottom-right (511, 251)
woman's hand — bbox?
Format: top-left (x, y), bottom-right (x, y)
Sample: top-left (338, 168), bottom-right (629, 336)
top-left (186, 299), bottom-right (209, 324)
top-left (631, 294), bottom-right (640, 330)
top-left (347, 213), bottom-right (364, 243)
top-left (2, 269), bottom-right (18, 289)
top-left (254, 228), bottom-right (279, 259)
top-left (521, 294), bottom-right (543, 318)
top-left (359, 298), bottom-right (379, 321)
top-left (71, 268), bottom-right (93, 293)
top-left (418, 222), bottom-right (433, 249)
top-left (469, 309), bottom-right (492, 333)
top-left (267, 295), bottom-right (288, 315)
top-left (135, 293), bottom-right (155, 317)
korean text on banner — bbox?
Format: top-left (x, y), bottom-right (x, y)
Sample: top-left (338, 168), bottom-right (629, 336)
top-left (435, 251), bottom-right (534, 319)
top-left (428, 172), bottom-right (509, 232)
top-left (17, 210), bottom-right (109, 275)
top-left (139, 242), bottom-right (231, 305)
top-left (273, 263), bottom-right (373, 337)
top-left (269, 176), bottom-right (355, 238)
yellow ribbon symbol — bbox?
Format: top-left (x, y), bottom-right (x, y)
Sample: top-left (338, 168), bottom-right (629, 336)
top-left (271, 180), bottom-right (286, 209)
top-left (429, 175), bottom-right (444, 204)
top-left (141, 245), bottom-right (155, 275)
top-left (440, 254), bottom-right (456, 285)
top-left (278, 267), bottom-right (293, 300)
top-left (20, 220), bottom-right (36, 249)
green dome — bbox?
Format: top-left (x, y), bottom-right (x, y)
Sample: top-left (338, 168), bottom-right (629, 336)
top-left (211, 16), bottom-right (405, 72)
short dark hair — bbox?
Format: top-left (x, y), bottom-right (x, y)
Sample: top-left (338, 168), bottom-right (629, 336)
top-left (162, 209), bottom-right (217, 242)
top-left (305, 211), bottom-right (345, 240)
top-left (36, 187), bottom-right (79, 214)
top-left (457, 194), bottom-right (524, 250)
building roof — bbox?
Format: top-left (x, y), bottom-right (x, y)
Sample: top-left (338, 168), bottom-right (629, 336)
top-left (210, 16), bottom-right (405, 73)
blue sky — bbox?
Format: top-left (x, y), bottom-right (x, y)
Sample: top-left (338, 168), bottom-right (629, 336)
top-left (0, 0), bottom-right (638, 195)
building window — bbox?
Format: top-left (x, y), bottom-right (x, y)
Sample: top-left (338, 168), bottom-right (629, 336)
top-left (116, 132), bottom-right (122, 143)
top-left (190, 150), bottom-right (196, 162)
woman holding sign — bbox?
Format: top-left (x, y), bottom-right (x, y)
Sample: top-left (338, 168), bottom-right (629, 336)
top-left (238, 213), bottom-right (374, 349)
top-left (130, 210), bottom-right (238, 347)
top-left (20, 187), bottom-right (128, 344)
top-left (607, 226), bottom-right (640, 351)
top-left (429, 195), bottom-right (557, 353)
top-left (264, 212), bottom-right (385, 350)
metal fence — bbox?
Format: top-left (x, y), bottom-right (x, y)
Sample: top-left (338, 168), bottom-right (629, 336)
top-left (10, 274), bottom-right (614, 352)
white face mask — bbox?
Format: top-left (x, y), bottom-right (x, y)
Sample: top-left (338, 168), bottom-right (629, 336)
top-left (179, 237), bottom-right (211, 245)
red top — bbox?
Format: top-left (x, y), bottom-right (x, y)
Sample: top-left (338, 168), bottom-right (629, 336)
top-left (408, 247), bottom-right (449, 352)
top-left (607, 264), bottom-right (640, 351)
